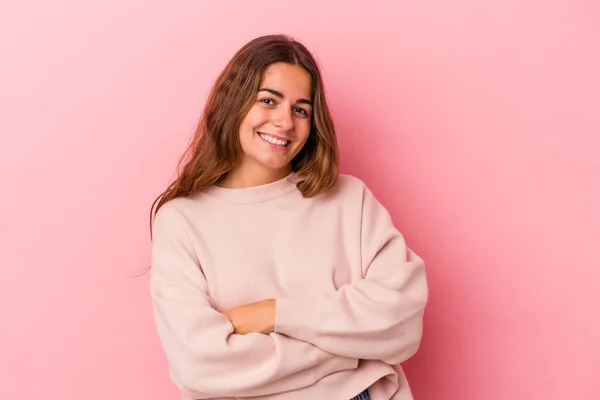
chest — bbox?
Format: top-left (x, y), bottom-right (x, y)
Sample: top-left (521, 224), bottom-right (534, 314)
top-left (189, 201), bottom-right (363, 310)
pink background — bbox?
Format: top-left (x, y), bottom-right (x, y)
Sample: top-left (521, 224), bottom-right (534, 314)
top-left (1, 1), bottom-right (599, 399)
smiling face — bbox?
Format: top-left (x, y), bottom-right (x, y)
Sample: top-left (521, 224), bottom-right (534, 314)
top-left (231, 62), bottom-right (313, 186)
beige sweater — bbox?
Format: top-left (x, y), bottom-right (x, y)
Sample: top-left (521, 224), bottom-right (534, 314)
top-left (149, 173), bottom-right (428, 400)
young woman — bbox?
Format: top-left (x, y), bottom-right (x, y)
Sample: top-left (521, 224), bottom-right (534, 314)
top-left (149, 34), bottom-right (428, 400)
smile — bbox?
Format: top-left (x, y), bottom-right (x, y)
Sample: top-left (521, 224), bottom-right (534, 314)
top-left (258, 132), bottom-right (289, 147)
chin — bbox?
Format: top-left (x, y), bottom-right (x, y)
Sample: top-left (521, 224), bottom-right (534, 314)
top-left (252, 151), bottom-right (292, 169)
top-left (257, 160), bottom-right (292, 172)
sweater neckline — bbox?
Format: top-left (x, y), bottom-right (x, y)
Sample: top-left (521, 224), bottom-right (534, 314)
top-left (201, 172), bottom-right (304, 205)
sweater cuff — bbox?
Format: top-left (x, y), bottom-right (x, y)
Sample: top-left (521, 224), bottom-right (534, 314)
top-left (274, 296), bottom-right (326, 338)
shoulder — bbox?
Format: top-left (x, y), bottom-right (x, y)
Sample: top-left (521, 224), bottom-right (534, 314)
top-left (330, 174), bottom-right (391, 216)
top-left (312, 174), bottom-right (379, 212)
top-left (329, 173), bottom-right (373, 199)
top-left (337, 173), bottom-right (367, 188)
top-left (153, 196), bottom-right (201, 232)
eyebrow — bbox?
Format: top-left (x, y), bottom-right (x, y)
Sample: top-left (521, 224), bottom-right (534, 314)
top-left (258, 87), bottom-right (313, 106)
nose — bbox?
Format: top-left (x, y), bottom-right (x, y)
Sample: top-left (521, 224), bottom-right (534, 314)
top-left (272, 107), bottom-right (294, 132)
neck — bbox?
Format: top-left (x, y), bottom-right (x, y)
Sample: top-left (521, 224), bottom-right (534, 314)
top-left (219, 163), bottom-right (292, 189)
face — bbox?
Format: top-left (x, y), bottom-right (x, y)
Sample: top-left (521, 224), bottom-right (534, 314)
top-left (236, 62), bottom-right (313, 181)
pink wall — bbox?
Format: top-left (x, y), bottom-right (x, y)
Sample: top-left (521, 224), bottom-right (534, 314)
top-left (1, 1), bottom-right (599, 399)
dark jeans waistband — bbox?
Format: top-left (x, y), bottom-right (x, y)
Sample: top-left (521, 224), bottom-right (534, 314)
top-left (350, 389), bottom-right (370, 400)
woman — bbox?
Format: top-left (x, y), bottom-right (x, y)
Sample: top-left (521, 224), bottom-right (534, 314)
top-left (149, 34), bottom-right (428, 400)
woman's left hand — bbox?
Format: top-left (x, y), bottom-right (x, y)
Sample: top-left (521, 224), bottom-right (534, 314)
top-left (222, 299), bottom-right (276, 335)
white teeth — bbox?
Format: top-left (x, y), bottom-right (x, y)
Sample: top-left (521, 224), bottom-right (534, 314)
top-left (259, 133), bottom-right (288, 146)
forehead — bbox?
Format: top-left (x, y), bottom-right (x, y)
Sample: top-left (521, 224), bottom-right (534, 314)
top-left (261, 63), bottom-right (312, 99)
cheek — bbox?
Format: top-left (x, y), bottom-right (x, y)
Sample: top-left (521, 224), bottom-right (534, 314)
top-left (296, 121), bottom-right (312, 143)
top-left (241, 106), bottom-right (268, 130)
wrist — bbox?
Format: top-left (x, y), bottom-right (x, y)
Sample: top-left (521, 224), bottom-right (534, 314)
top-left (260, 298), bottom-right (276, 333)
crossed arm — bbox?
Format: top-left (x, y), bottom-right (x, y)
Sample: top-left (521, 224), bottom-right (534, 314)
top-left (224, 239), bottom-right (427, 365)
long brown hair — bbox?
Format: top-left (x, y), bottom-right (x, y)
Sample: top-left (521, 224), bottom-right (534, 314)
top-left (150, 34), bottom-right (339, 235)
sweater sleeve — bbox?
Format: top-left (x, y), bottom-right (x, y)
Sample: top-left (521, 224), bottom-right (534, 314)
top-left (149, 204), bottom-right (359, 399)
top-left (274, 184), bottom-right (428, 365)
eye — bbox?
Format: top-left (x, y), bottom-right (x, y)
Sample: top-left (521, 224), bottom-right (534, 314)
top-left (294, 107), bottom-right (309, 116)
top-left (259, 98), bottom-right (276, 106)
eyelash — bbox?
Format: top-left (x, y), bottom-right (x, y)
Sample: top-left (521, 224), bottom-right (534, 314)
top-left (259, 98), bottom-right (309, 116)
